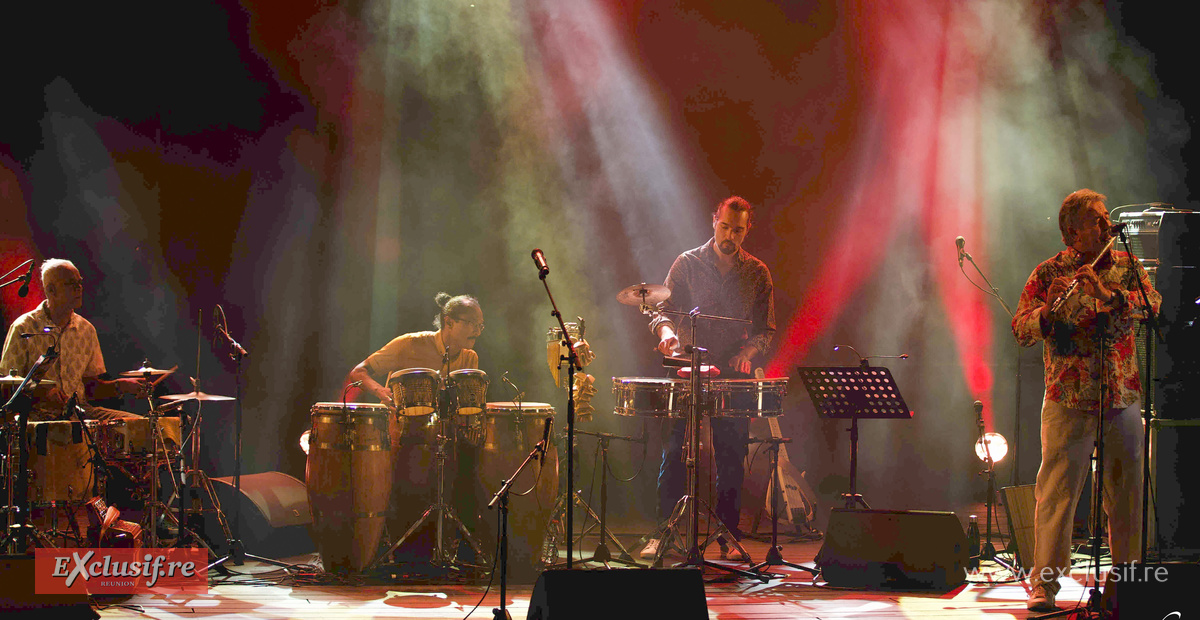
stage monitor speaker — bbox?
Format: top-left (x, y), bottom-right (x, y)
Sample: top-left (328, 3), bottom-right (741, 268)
top-left (1001, 484), bottom-right (1035, 569)
top-left (0, 556), bottom-right (95, 618)
top-left (1149, 420), bottom-right (1200, 558)
top-left (527, 568), bottom-right (707, 620)
top-left (1108, 561), bottom-right (1199, 619)
top-left (815, 508), bottom-right (969, 590)
top-left (202, 471), bottom-right (315, 558)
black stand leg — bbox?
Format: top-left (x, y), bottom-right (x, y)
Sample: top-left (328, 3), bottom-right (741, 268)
top-left (750, 442), bottom-right (814, 577)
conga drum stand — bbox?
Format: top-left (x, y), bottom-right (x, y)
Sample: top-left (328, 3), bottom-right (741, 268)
top-left (372, 410), bottom-right (489, 570)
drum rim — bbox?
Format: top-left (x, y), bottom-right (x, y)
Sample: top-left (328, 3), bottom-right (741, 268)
top-left (312, 401), bottom-right (391, 410)
top-left (387, 367), bottom-right (439, 380)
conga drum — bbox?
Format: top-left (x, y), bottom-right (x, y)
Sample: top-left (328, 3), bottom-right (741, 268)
top-left (474, 402), bottom-right (558, 580)
top-left (305, 402), bottom-right (392, 573)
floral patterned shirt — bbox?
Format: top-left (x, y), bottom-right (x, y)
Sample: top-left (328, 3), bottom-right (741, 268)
top-left (1013, 247), bottom-right (1161, 411)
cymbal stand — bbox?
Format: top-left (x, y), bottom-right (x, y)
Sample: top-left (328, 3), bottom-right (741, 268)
top-left (750, 437), bottom-right (813, 577)
top-left (369, 373), bottom-right (488, 570)
top-left (642, 308), bottom-right (762, 581)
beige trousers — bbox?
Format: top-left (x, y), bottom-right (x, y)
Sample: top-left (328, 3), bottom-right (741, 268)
top-left (1029, 399), bottom-right (1143, 592)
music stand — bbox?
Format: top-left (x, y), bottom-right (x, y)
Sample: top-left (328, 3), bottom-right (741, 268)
top-left (798, 365), bottom-right (912, 509)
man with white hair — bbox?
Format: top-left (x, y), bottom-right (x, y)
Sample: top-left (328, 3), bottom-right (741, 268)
top-left (1, 258), bottom-right (146, 420)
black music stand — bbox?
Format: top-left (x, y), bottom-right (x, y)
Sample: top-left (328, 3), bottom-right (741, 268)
top-left (798, 365), bottom-right (912, 509)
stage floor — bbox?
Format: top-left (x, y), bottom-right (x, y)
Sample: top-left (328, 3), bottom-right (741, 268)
top-left (91, 533), bottom-right (1110, 619)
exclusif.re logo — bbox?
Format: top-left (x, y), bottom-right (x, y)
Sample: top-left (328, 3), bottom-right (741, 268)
top-left (35, 548), bottom-right (208, 594)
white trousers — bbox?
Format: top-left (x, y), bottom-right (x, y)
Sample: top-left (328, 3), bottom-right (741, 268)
top-left (1029, 399), bottom-right (1143, 592)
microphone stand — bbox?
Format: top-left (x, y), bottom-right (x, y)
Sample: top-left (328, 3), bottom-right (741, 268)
top-left (487, 422), bottom-right (551, 620)
top-left (0, 344), bottom-right (57, 554)
top-left (207, 311), bottom-right (301, 573)
top-left (1111, 227), bottom-right (1165, 562)
top-left (958, 241), bottom-right (1025, 485)
top-left (531, 252), bottom-right (581, 568)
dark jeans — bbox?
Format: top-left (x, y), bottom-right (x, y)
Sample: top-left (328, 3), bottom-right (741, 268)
top-left (657, 416), bottom-right (749, 539)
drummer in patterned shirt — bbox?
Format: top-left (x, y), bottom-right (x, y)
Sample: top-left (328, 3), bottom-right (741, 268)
top-left (1, 258), bottom-right (147, 420)
top-left (1013, 189), bottom-right (1161, 612)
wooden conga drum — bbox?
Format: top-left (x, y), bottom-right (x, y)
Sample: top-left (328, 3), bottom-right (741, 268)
top-left (474, 402), bottom-right (558, 580)
top-left (305, 402), bottom-right (392, 573)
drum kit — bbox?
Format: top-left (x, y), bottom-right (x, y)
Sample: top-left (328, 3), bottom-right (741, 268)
top-left (0, 361), bottom-right (238, 552)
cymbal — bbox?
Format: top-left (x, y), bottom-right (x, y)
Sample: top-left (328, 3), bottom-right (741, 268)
top-left (119, 364), bottom-right (178, 378)
top-left (0, 375), bottom-right (56, 387)
top-left (159, 390), bottom-right (235, 403)
top-left (616, 282), bottom-right (669, 306)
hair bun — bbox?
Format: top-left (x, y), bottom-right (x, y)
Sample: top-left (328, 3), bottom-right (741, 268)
top-left (434, 292), bottom-right (452, 308)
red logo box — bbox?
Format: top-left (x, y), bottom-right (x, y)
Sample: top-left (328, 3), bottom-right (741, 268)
top-left (35, 548), bottom-right (208, 594)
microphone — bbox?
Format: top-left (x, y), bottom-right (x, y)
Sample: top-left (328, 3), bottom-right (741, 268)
top-left (62, 392), bottom-right (79, 421)
top-left (955, 236), bottom-right (966, 267)
top-left (531, 248), bottom-right (549, 278)
top-left (539, 416), bottom-right (553, 463)
top-left (974, 400), bottom-right (984, 427)
top-left (17, 261), bottom-right (33, 297)
top-left (1110, 222), bottom-right (1128, 235)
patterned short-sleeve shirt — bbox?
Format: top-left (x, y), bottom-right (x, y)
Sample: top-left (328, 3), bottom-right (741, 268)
top-left (1, 301), bottom-right (106, 411)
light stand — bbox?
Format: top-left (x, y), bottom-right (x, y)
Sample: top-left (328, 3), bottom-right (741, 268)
top-left (971, 402), bottom-right (1016, 574)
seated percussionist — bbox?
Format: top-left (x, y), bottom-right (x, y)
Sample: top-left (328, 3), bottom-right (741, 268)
top-left (1, 259), bottom-right (147, 420)
top-left (345, 292), bottom-right (485, 560)
top-left (347, 292), bottom-right (483, 406)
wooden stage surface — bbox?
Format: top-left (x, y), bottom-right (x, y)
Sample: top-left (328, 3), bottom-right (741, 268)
top-left (91, 531), bottom-right (1109, 619)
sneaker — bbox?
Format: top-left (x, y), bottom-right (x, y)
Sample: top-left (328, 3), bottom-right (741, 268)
top-left (1026, 583), bottom-right (1057, 611)
top-left (716, 538), bottom-right (750, 563)
top-left (640, 538), bottom-right (661, 559)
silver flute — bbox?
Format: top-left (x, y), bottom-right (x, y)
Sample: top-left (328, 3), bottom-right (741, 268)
top-left (1048, 235), bottom-right (1119, 314)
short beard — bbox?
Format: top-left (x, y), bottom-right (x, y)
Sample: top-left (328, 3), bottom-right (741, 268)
top-left (718, 241), bottom-right (737, 255)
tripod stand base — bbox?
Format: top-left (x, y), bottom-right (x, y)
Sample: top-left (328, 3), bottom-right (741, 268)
top-left (639, 495), bottom-right (766, 582)
top-left (543, 491), bottom-right (640, 569)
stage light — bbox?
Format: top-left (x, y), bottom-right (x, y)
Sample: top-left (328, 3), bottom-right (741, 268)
top-left (974, 432), bottom-right (1007, 463)
top-left (299, 430), bottom-right (311, 455)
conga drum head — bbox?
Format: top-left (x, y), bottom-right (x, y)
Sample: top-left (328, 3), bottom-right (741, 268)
top-left (448, 369), bottom-right (488, 416)
top-left (388, 368), bottom-right (441, 417)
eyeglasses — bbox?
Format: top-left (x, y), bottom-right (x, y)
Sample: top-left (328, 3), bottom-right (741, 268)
top-left (457, 319), bottom-right (485, 333)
